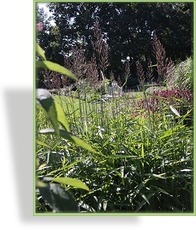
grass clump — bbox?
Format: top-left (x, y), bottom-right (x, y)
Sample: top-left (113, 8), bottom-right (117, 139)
top-left (169, 57), bottom-right (193, 92)
top-left (36, 88), bottom-right (193, 213)
top-left (35, 24), bottom-right (193, 213)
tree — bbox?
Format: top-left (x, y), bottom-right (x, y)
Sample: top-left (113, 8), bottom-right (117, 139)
top-left (37, 2), bottom-right (193, 88)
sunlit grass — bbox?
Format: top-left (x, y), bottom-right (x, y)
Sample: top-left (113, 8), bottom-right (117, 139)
top-left (36, 90), bottom-right (193, 213)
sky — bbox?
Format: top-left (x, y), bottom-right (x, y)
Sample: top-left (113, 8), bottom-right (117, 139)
top-left (38, 2), bottom-right (50, 15)
top-left (37, 2), bottom-right (55, 25)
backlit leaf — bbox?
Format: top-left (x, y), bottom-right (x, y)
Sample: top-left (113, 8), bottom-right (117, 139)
top-left (52, 177), bottom-right (90, 191)
top-left (141, 143), bottom-right (144, 158)
top-left (36, 44), bottom-right (46, 60)
top-left (55, 102), bottom-right (70, 132)
top-left (152, 173), bottom-right (167, 179)
top-left (37, 61), bottom-right (77, 80)
top-left (170, 105), bottom-right (180, 117)
top-left (38, 128), bottom-right (97, 154)
top-left (36, 140), bottom-right (51, 149)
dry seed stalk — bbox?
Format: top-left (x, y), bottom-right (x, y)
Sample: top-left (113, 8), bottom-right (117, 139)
top-left (92, 18), bottom-right (109, 73)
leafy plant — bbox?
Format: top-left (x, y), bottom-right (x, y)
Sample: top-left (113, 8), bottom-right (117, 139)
top-left (168, 57), bottom-right (193, 92)
top-left (138, 88), bottom-right (193, 120)
top-left (38, 87), bottom-right (193, 213)
top-left (36, 44), bottom-right (97, 213)
top-left (35, 19), bottom-right (193, 214)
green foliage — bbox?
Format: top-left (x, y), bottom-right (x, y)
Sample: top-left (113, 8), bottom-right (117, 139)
top-left (35, 8), bottom-right (193, 212)
top-left (36, 44), bottom-right (95, 213)
top-left (37, 44), bottom-right (47, 60)
top-left (138, 88), bottom-right (193, 127)
top-left (168, 57), bottom-right (193, 92)
top-left (38, 128), bottom-right (97, 154)
top-left (36, 87), bottom-right (97, 212)
top-left (37, 61), bottom-right (77, 81)
top-left (38, 2), bottom-right (192, 85)
top-left (36, 89), bottom-right (60, 137)
top-left (36, 89), bottom-right (193, 213)
top-left (52, 177), bottom-right (90, 191)
top-left (38, 183), bottom-right (78, 212)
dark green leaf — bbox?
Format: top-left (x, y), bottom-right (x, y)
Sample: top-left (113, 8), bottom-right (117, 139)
top-left (36, 89), bottom-right (60, 137)
top-left (135, 192), bottom-right (155, 212)
top-left (38, 183), bottom-right (78, 212)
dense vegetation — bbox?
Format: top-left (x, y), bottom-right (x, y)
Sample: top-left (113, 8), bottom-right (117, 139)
top-left (35, 2), bottom-right (193, 214)
top-left (36, 2), bottom-right (193, 88)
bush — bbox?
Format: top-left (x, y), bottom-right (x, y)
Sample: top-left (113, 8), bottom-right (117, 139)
top-left (138, 88), bottom-right (193, 124)
top-left (167, 57), bottom-right (193, 92)
top-left (145, 86), bottom-right (166, 95)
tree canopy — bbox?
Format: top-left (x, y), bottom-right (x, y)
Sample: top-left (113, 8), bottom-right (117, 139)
top-left (36, 2), bottom-right (193, 88)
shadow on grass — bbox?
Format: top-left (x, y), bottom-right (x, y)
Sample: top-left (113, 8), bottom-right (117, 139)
top-left (4, 88), bottom-right (139, 224)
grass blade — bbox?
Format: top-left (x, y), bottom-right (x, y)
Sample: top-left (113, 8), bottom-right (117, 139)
top-left (170, 105), bottom-right (180, 117)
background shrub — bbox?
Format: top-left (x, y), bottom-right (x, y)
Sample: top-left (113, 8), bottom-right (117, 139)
top-left (167, 57), bottom-right (193, 92)
top-left (138, 88), bottom-right (193, 126)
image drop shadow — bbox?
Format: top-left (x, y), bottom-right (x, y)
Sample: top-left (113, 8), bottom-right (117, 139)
top-left (4, 88), bottom-right (139, 224)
